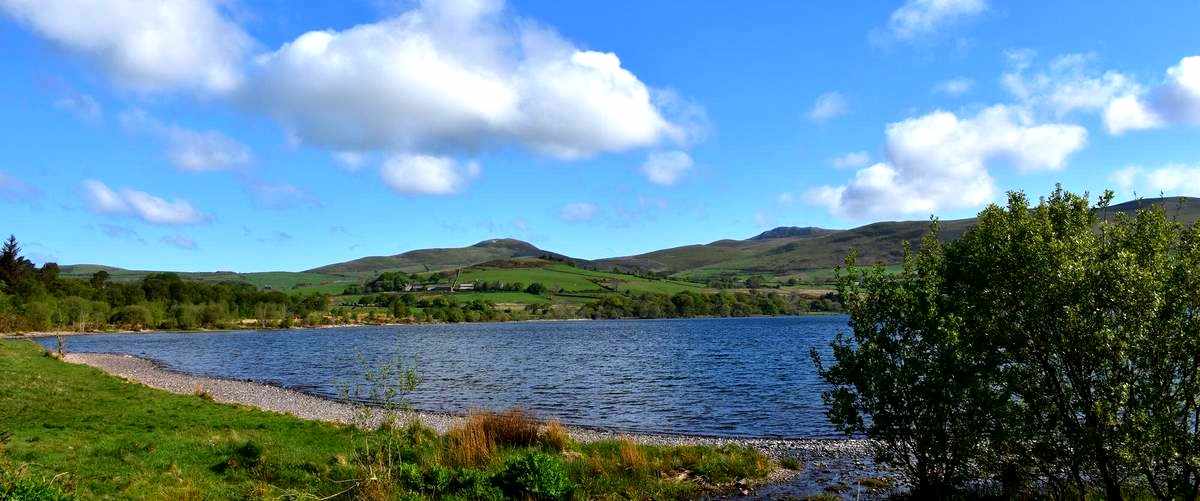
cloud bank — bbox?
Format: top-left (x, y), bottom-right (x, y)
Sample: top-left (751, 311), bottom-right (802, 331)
top-left (809, 105), bottom-right (1087, 218)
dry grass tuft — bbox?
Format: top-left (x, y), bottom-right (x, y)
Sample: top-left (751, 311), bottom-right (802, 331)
top-left (540, 419), bottom-right (572, 451)
top-left (478, 408), bottom-right (540, 447)
top-left (443, 408), bottom-right (549, 467)
top-left (444, 414), bottom-right (496, 468)
top-left (193, 383), bottom-right (213, 401)
top-left (618, 437), bottom-right (647, 473)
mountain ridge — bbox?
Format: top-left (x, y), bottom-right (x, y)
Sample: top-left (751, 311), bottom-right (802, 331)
top-left (62, 197), bottom-right (1200, 282)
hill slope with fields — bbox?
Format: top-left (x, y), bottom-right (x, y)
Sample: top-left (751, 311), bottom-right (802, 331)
top-left (60, 197), bottom-right (1200, 294)
top-left (594, 196), bottom-right (1200, 279)
top-left (308, 238), bottom-right (581, 274)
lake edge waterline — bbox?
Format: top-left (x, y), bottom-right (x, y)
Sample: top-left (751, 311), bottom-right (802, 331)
top-left (39, 316), bottom-right (850, 438)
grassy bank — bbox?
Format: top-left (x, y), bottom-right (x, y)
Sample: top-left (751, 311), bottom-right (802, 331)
top-left (0, 341), bottom-right (773, 499)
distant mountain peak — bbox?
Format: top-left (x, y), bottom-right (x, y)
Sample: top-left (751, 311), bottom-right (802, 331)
top-left (750, 226), bottom-right (831, 240)
top-left (471, 238), bottom-right (535, 249)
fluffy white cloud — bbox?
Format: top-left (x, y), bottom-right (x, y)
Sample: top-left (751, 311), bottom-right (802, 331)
top-left (832, 151), bottom-right (871, 169)
top-left (242, 0), bottom-right (683, 159)
top-left (640, 151), bottom-right (693, 186)
top-left (807, 92), bottom-right (848, 122)
top-left (120, 109), bottom-right (251, 172)
top-left (379, 154), bottom-right (479, 195)
top-left (1002, 52), bottom-right (1141, 118)
top-left (559, 202), bottom-right (599, 222)
top-left (934, 77), bottom-right (974, 96)
top-left (887, 0), bottom-right (987, 40)
top-left (809, 105), bottom-right (1087, 218)
top-left (1104, 95), bottom-right (1163, 134)
top-left (1104, 56), bottom-right (1200, 134)
top-left (1110, 164), bottom-right (1200, 198)
top-left (82, 180), bottom-right (209, 224)
top-left (0, 171), bottom-right (40, 203)
top-left (0, 0), bottom-right (252, 93)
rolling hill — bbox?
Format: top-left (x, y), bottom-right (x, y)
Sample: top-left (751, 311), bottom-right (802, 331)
top-left (59, 197), bottom-right (1200, 293)
top-left (595, 196), bottom-right (1200, 279)
top-left (308, 238), bottom-right (580, 274)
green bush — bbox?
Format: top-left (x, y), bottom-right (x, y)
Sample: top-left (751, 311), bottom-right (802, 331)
top-left (496, 452), bottom-right (573, 500)
top-left (815, 187), bottom-right (1200, 499)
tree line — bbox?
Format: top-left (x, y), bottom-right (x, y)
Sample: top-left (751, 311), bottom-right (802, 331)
top-left (348, 270), bottom-right (549, 296)
top-left (0, 236), bottom-right (331, 332)
top-left (577, 289), bottom-right (840, 319)
top-left (815, 188), bottom-right (1200, 499)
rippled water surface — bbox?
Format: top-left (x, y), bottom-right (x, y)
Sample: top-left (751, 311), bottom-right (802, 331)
top-left (47, 316), bottom-right (848, 438)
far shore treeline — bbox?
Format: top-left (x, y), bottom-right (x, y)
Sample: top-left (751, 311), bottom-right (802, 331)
top-left (0, 235), bottom-right (838, 333)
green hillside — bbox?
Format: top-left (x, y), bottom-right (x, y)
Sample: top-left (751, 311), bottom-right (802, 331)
top-left (598, 196), bottom-right (1200, 279)
top-left (309, 238), bottom-right (579, 274)
top-left (451, 261), bottom-right (706, 295)
top-left (55, 197), bottom-right (1199, 300)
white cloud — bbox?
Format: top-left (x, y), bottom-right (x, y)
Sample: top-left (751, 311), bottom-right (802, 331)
top-left (809, 105), bottom-right (1087, 218)
top-left (0, 171), bottom-right (40, 203)
top-left (640, 150), bottom-right (693, 186)
top-left (120, 109), bottom-right (251, 172)
top-left (559, 202), bottom-right (598, 222)
top-left (379, 154), bottom-right (479, 195)
top-left (1002, 52), bottom-right (1141, 118)
top-left (1104, 95), bottom-right (1163, 134)
top-left (82, 180), bottom-right (209, 224)
top-left (0, 0), bottom-right (253, 93)
top-left (241, 0), bottom-right (685, 159)
top-left (887, 0), bottom-right (987, 41)
top-left (160, 234), bottom-right (198, 250)
top-left (776, 192), bottom-right (795, 206)
top-left (832, 151), bottom-right (871, 169)
top-left (1109, 164), bottom-right (1200, 198)
top-left (1104, 55), bottom-right (1200, 134)
top-left (807, 92), bottom-right (848, 122)
top-left (933, 77), bottom-right (974, 96)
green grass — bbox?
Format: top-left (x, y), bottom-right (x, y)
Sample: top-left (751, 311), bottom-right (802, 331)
top-left (0, 341), bottom-right (773, 499)
top-left (442, 292), bottom-right (551, 304)
top-left (454, 263), bottom-right (706, 295)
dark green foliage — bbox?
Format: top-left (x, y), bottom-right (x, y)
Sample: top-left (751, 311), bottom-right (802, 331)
top-left (815, 187), bottom-right (1200, 499)
top-left (496, 452), bottom-right (573, 500)
top-left (0, 236), bottom-right (333, 333)
top-left (579, 289), bottom-right (833, 319)
top-left (524, 282), bottom-right (548, 295)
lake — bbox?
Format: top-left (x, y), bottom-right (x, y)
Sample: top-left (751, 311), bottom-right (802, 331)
top-left (43, 315), bottom-right (848, 438)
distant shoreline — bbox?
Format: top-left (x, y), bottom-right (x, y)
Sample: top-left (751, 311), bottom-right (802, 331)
top-left (5, 312), bottom-right (843, 339)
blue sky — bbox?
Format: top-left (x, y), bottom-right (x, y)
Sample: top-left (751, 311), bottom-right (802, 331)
top-left (2, 0), bottom-right (1199, 271)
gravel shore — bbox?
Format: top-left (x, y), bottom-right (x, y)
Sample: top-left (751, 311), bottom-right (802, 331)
top-left (63, 352), bottom-right (897, 498)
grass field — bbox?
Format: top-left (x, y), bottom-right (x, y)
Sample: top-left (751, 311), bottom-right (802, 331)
top-left (453, 263), bottom-right (707, 295)
top-left (0, 341), bottom-right (772, 499)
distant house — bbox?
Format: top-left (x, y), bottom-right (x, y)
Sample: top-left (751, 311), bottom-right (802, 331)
top-left (456, 283), bottom-right (475, 291)
top-left (425, 284), bottom-right (453, 292)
